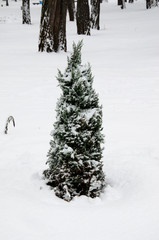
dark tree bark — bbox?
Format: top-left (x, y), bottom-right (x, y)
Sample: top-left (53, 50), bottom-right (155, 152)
top-left (39, 0), bottom-right (67, 52)
top-left (6, 0), bottom-right (9, 6)
top-left (90, 0), bottom-right (100, 30)
top-left (129, 0), bottom-right (134, 3)
top-left (22, 0), bottom-right (31, 24)
top-left (122, 0), bottom-right (126, 8)
top-left (146, 0), bottom-right (152, 8)
top-left (67, 0), bottom-right (75, 21)
top-left (118, 0), bottom-right (122, 5)
top-left (118, 0), bottom-right (126, 9)
top-left (76, 0), bottom-right (90, 35)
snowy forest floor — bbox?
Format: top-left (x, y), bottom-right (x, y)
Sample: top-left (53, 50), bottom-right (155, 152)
top-left (0, 1), bottom-right (159, 239)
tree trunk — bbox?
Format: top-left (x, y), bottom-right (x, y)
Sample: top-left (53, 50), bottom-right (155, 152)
top-left (118, 0), bottom-right (122, 5)
top-left (6, 0), bottom-right (9, 6)
top-left (90, 0), bottom-right (100, 30)
top-left (67, 0), bottom-right (75, 21)
top-left (121, 0), bottom-right (126, 8)
top-left (22, 0), bottom-right (31, 24)
top-left (76, 0), bottom-right (90, 35)
top-left (39, 0), bottom-right (67, 52)
top-left (118, 0), bottom-right (126, 8)
top-left (146, 0), bottom-right (152, 8)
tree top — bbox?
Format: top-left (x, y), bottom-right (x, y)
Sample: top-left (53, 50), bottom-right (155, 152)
top-left (67, 40), bottom-right (83, 69)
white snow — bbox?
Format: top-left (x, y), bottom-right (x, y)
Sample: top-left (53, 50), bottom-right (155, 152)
top-left (0, 0), bottom-right (159, 239)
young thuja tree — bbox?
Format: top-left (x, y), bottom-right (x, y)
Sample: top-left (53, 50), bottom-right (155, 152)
top-left (43, 41), bottom-right (105, 201)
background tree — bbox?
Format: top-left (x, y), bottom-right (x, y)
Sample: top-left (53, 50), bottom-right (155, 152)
top-left (118, 0), bottom-right (122, 6)
top-left (154, 0), bottom-right (158, 6)
top-left (67, 0), bottom-right (75, 21)
top-left (146, 0), bottom-right (152, 8)
top-left (22, 0), bottom-right (31, 24)
top-left (121, 0), bottom-right (126, 9)
top-left (90, 0), bottom-right (101, 30)
top-left (39, 0), bottom-right (67, 52)
top-left (76, 0), bottom-right (90, 35)
top-left (118, 0), bottom-right (126, 9)
top-left (43, 41), bottom-right (105, 201)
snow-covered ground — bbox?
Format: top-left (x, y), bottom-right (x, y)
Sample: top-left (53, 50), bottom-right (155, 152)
top-left (0, 1), bottom-right (159, 239)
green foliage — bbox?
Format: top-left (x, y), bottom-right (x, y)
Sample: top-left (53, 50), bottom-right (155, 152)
top-left (43, 41), bottom-right (105, 201)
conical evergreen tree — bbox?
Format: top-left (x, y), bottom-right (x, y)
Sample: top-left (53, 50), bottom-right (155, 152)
top-left (43, 41), bottom-right (105, 201)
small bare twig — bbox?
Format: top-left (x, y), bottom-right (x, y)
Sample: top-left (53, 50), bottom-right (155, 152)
top-left (4, 116), bottom-right (15, 134)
